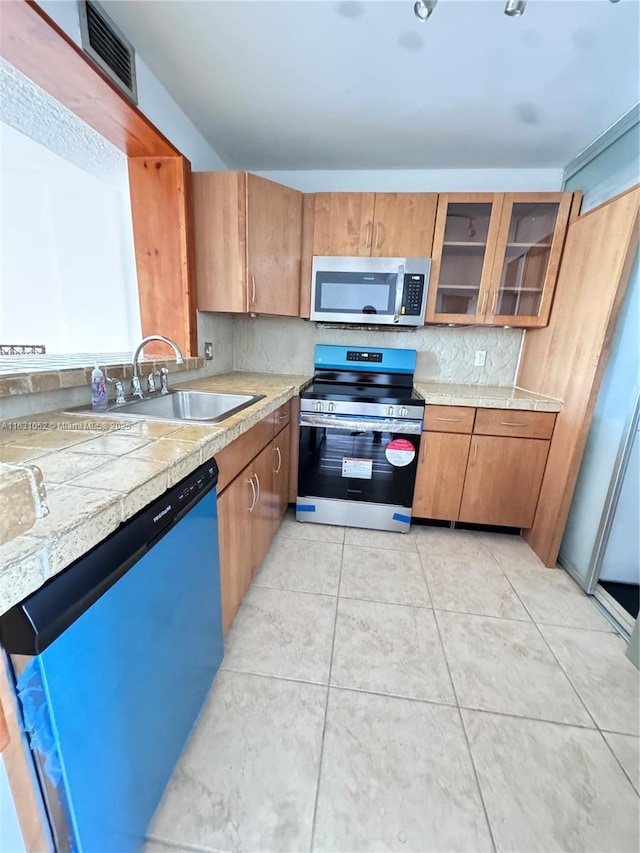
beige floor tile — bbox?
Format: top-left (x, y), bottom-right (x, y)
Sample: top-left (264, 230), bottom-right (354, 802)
top-left (463, 710), bottom-right (640, 853)
top-left (253, 537), bottom-right (342, 595)
top-left (340, 545), bottom-right (430, 607)
top-left (540, 625), bottom-right (640, 735)
top-left (422, 552), bottom-right (530, 620)
top-left (30, 450), bottom-right (116, 485)
top-left (602, 732), bottom-right (640, 794)
top-left (499, 563), bottom-right (613, 631)
top-left (481, 531), bottom-right (545, 568)
top-left (149, 671), bottom-right (325, 853)
top-left (344, 526), bottom-right (418, 551)
top-left (277, 510), bottom-right (345, 544)
top-left (313, 689), bottom-right (492, 852)
top-left (437, 611), bottom-right (593, 725)
top-left (222, 586), bottom-right (336, 683)
top-left (331, 598), bottom-right (455, 704)
top-left (415, 526), bottom-right (492, 560)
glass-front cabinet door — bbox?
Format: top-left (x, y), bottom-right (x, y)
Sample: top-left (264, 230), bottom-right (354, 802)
top-left (426, 194), bottom-right (504, 324)
top-left (487, 193), bottom-right (573, 327)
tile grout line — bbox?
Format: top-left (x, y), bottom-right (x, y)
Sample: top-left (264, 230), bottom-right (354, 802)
top-left (597, 731), bottom-right (640, 798)
top-left (420, 553), bottom-right (498, 853)
top-left (308, 527), bottom-right (345, 853)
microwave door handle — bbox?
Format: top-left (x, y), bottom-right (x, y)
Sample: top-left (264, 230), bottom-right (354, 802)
top-left (393, 264), bottom-right (405, 324)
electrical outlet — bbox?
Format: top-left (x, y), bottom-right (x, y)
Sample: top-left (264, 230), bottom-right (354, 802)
top-left (474, 350), bottom-right (486, 367)
top-left (204, 342), bottom-right (213, 360)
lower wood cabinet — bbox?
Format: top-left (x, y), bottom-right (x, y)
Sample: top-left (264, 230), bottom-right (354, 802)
top-left (458, 435), bottom-right (550, 528)
top-left (217, 409), bottom-right (292, 634)
top-left (413, 431), bottom-right (470, 521)
top-left (413, 405), bottom-right (555, 529)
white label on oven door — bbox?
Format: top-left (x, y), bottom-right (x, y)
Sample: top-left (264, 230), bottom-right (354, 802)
top-left (385, 438), bottom-right (416, 467)
top-left (342, 457), bottom-right (373, 479)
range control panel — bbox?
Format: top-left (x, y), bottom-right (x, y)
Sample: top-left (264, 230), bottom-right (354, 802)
top-left (401, 274), bottom-right (425, 316)
top-left (346, 351), bottom-right (383, 363)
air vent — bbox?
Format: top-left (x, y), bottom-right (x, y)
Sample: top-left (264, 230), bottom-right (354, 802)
top-left (79, 1), bottom-right (137, 103)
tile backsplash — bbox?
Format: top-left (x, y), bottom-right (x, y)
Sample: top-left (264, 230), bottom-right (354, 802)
top-left (232, 317), bottom-right (523, 386)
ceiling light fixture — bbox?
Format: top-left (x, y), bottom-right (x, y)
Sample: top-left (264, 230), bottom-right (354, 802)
top-left (504, 0), bottom-right (527, 15)
top-left (414, 0), bottom-right (437, 23)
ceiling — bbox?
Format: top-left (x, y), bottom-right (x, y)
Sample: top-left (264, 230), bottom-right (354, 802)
top-left (103, 0), bottom-right (640, 170)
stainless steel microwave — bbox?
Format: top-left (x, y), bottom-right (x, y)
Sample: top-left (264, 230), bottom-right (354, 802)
top-left (310, 256), bottom-right (431, 326)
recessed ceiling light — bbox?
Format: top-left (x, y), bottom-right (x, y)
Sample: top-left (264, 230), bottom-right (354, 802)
top-left (504, 0), bottom-right (527, 16)
top-left (414, 0), bottom-right (437, 23)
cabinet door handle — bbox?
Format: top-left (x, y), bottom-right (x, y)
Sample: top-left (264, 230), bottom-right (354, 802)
top-left (280, 414), bottom-right (288, 420)
top-left (365, 222), bottom-right (372, 249)
top-left (471, 442), bottom-right (478, 466)
top-left (500, 421), bottom-right (527, 427)
top-left (435, 416), bottom-right (462, 422)
top-left (250, 275), bottom-right (256, 305)
top-left (375, 222), bottom-right (384, 250)
top-left (273, 445), bottom-right (282, 474)
top-left (247, 477), bottom-right (257, 512)
top-left (254, 472), bottom-right (261, 504)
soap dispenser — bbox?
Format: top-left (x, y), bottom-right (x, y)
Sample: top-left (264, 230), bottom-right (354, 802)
top-left (91, 364), bottom-right (108, 411)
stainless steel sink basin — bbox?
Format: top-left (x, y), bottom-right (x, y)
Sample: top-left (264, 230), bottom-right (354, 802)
top-left (67, 390), bottom-right (265, 424)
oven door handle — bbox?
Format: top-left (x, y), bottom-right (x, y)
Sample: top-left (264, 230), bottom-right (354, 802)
top-left (299, 412), bottom-right (422, 435)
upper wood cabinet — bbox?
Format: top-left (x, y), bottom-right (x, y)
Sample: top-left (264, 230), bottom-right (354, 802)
top-left (426, 192), bottom-right (574, 327)
top-left (193, 171), bottom-right (302, 316)
top-left (312, 192), bottom-right (437, 258)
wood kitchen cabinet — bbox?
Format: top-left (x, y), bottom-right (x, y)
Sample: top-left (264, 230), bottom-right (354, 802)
top-left (312, 192), bottom-right (437, 258)
top-left (193, 171), bottom-right (302, 316)
top-left (427, 192), bottom-right (574, 328)
top-left (413, 405), bottom-right (555, 528)
top-left (458, 435), bottom-right (550, 528)
top-left (216, 404), bottom-right (292, 633)
top-left (413, 431), bottom-right (471, 521)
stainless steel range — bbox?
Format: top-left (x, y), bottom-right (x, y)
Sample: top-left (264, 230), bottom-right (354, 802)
top-left (297, 345), bottom-right (425, 532)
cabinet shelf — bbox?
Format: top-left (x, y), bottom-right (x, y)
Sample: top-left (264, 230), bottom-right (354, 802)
top-left (443, 242), bottom-right (487, 247)
top-left (438, 285), bottom-right (480, 290)
top-left (506, 242), bottom-right (552, 248)
top-left (499, 287), bottom-right (544, 293)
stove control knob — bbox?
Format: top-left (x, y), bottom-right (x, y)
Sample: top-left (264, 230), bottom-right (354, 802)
top-left (399, 407), bottom-right (408, 417)
top-left (386, 406), bottom-right (394, 417)
top-left (327, 402), bottom-right (336, 413)
top-left (314, 401), bottom-right (324, 412)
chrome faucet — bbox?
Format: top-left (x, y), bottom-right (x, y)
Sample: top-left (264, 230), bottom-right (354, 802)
top-left (131, 335), bottom-right (184, 399)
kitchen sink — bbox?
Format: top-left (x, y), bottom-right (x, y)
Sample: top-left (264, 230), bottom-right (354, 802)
top-left (67, 390), bottom-right (265, 424)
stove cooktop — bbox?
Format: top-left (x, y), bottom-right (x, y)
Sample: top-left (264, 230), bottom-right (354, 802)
top-left (301, 381), bottom-right (425, 408)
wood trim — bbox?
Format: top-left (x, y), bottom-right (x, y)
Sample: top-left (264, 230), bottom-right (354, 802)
top-left (299, 194), bottom-right (315, 318)
top-left (128, 156), bottom-right (197, 356)
top-left (569, 191), bottom-right (584, 223)
top-left (573, 183), bottom-right (640, 220)
top-left (518, 187), bottom-right (640, 565)
top-left (0, 654), bottom-right (50, 850)
top-left (288, 395), bottom-right (300, 503)
top-left (0, 0), bottom-right (178, 157)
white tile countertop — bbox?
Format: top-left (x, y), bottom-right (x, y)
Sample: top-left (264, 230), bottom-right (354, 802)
top-left (0, 371), bottom-right (310, 615)
top-left (0, 373), bottom-right (562, 616)
top-left (415, 382), bottom-right (562, 412)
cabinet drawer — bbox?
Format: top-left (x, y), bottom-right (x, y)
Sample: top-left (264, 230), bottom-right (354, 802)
top-left (424, 405), bottom-right (475, 434)
top-left (272, 399), bottom-right (291, 435)
top-left (216, 416), bottom-right (273, 493)
top-left (473, 409), bottom-right (556, 440)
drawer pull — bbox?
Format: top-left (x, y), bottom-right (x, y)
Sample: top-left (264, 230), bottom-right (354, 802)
top-left (435, 416), bottom-right (463, 422)
top-left (273, 445), bottom-right (282, 474)
top-left (472, 443), bottom-right (478, 465)
top-left (247, 477), bottom-right (257, 512)
top-left (500, 421), bottom-right (528, 427)
top-left (280, 414), bottom-right (288, 420)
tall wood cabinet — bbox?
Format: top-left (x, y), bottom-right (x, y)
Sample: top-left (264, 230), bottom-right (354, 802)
top-left (426, 192), bottom-right (574, 328)
top-left (193, 171), bottom-right (302, 316)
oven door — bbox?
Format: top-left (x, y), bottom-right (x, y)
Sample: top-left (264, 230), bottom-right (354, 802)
top-left (297, 412), bottom-right (422, 531)
top-left (310, 256), bottom-right (404, 324)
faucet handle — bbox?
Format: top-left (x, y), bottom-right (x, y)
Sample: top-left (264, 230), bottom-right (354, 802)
top-left (131, 375), bottom-right (143, 399)
top-left (107, 378), bottom-right (126, 405)
top-left (146, 370), bottom-right (161, 394)
top-left (160, 367), bottom-right (170, 395)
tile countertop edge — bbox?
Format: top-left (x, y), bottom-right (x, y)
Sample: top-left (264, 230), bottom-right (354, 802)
top-left (0, 372), bottom-right (311, 617)
top-left (414, 382), bottom-right (563, 413)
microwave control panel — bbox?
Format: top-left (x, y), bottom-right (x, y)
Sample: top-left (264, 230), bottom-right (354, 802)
top-left (401, 274), bottom-right (426, 316)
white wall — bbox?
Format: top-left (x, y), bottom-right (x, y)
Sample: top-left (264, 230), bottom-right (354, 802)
top-left (256, 168), bottom-right (563, 193)
top-left (37, 0), bottom-right (228, 170)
